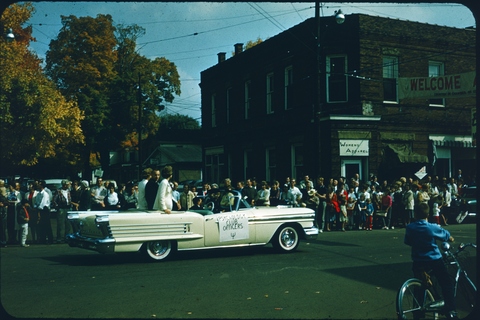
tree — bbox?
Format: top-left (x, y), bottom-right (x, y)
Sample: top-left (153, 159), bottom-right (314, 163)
top-left (245, 37), bottom-right (263, 50)
top-left (45, 17), bottom-right (182, 179)
top-left (45, 14), bottom-right (118, 178)
top-left (110, 24), bottom-right (181, 155)
top-left (232, 37), bottom-right (263, 56)
top-left (0, 3), bottom-right (84, 175)
top-left (159, 114), bottom-right (200, 130)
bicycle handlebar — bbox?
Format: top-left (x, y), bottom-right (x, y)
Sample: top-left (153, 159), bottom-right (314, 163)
top-left (457, 242), bottom-right (476, 252)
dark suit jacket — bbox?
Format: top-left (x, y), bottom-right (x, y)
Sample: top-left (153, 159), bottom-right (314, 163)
top-left (145, 179), bottom-right (159, 210)
top-left (242, 186), bottom-right (257, 205)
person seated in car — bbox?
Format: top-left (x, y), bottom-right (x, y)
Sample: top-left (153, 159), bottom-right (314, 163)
top-left (189, 197), bottom-right (203, 211)
top-left (207, 188), bottom-right (222, 213)
top-left (220, 187), bottom-right (234, 212)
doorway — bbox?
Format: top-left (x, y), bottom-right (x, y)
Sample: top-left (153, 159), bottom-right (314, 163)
top-left (341, 159), bottom-right (363, 181)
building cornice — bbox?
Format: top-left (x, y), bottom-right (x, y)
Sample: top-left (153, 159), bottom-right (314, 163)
top-left (319, 115), bottom-right (382, 122)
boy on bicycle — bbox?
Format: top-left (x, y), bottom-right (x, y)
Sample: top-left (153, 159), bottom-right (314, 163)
top-left (404, 202), bottom-right (457, 319)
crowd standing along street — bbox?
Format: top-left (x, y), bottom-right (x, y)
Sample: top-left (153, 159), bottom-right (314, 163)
top-left (0, 167), bottom-right (475, 247)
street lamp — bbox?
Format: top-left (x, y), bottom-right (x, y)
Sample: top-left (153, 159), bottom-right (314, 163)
top-left (335, 10), bottom-right (345, 24)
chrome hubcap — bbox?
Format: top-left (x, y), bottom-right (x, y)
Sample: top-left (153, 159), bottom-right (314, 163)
top-left (150, 241), bottom-right (169, 256)
top-left (281, 229), bottom-right (296, 247)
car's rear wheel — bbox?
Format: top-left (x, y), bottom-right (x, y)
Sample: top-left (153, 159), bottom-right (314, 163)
top-left (273, 225), bottom-right (299, 252)
top-left (142, 240), bottom-right (176, 261)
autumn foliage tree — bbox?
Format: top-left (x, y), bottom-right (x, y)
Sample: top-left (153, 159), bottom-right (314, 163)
top-left (0, 3), bottom-right (84, 175)
top-left (45, 15), bottom-right (181, 178)
top-left (45, 13), bottom-right (118, 178)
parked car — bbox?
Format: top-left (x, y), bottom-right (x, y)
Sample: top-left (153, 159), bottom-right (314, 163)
top-left (43, 179), bottom-right (66, 216)
top-left (66, 190), bottom-right (318, 261)
top-left (44, 178), bottom-right (64, 193)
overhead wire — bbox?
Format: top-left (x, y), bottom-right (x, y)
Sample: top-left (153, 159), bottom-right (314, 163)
top-left (27, 3), bottom-right (474, 119)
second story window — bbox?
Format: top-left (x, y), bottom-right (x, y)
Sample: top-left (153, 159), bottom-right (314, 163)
top-left (383, 56), bottom-right (398, 103)
top-left (266, 73), bottom-right (274, 114)
top-left (327, 55), bottom-right (348, 102)
top-left (429, 61), bottom-right (445, 107)
top-left (284, 66), bottom-right (293, 110)
top-left (211, 94), bottom-right (217, 127)
top-left (244, 80), bottom-right (251, 119)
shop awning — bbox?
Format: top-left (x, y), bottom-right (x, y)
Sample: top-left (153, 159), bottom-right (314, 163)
top-left (385, 143), bottom-right (429, 163)
top-left (429, 135), bottom-right (474, 148)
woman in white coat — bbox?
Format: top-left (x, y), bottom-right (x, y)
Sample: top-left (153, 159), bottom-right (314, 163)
top-left (153, 166), bottom-right (173, 214)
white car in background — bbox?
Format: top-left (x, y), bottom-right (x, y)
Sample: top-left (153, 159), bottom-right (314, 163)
top-left (66, 190), bottom-right (318, 261)
top-left (44, 178), bottom-right (64, 192)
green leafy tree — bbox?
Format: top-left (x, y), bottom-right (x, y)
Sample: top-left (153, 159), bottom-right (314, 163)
top-left (45, 17), bottom-right (181, 178)
top-left (159, 114), bottom-right (200, 130)
top-left (111, 24), bottom-right (181, 151)
top-left (45, 14), bottom-right (118, 178)
top-left (0, 3), bottom-right (84, 175)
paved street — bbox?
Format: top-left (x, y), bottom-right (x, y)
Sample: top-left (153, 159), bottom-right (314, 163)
top-left (1, 223), bottom-right (476, 319)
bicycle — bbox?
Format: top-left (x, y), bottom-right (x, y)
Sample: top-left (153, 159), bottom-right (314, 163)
top-left (396, 242), bottom-right (476, 319)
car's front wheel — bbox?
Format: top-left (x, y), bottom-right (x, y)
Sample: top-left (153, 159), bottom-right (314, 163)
top-left (273, 225), bottom-right (299, 252)
top-left (142, 240), bottom-right (176, 261)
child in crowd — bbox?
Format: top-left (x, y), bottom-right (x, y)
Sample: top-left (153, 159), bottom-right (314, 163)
top-left (346, 191), bottom-right (357, 230)
top-left (431, 201), bottom-right (441, 225)
top-left (338, 192), bottom-right (348, 232)
top-left (356, 194), bottom-right (367, 230)
top-left (365, 198), bottom-right (375, 231)
top-left (16, 199), bottom-right (30, 247)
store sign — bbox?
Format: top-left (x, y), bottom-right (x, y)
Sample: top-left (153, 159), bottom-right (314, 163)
top-left (339, 140), bottom-right (369, 156)
top-left (398, 71), bottom-right (476, 99)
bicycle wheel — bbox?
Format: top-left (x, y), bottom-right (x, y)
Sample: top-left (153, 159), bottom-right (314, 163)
top-left (396, 278), bottom-right (439, 320)
top-left (455, 272), bottom-right (476, 319)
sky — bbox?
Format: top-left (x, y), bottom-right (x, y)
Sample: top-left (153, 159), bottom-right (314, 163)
top-left (11, 2), bottom-right (478, 123)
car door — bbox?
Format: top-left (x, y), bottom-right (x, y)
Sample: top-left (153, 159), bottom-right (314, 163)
top-left (204, 210), bottom-right (255, 247)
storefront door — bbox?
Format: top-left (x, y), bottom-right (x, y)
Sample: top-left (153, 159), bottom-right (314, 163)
top-left (341, 160), bottom-right (363, 181)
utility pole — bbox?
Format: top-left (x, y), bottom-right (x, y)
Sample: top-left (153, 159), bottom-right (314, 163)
top-left (137, 73), bottom-right (142, 181)
top-left (314, 1), bottom-right (322, 179)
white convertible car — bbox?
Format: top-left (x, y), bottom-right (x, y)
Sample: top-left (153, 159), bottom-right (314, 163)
top-left (66, 190), bottom-right (319, 261)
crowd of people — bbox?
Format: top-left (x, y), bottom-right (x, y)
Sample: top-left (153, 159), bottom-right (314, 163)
top-left (0, 166), bottom-right (474, 247)
top-left (194, 170), bottom-right (472, 233)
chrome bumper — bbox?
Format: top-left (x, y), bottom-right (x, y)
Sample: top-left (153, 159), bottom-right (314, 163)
top-left (304, 226), bottom-right (319, 240)
top-left (66, 233), bottom-right (115, 254)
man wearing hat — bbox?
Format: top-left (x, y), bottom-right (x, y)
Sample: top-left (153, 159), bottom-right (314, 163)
top-left (53, 180), bottom-right (72, 243)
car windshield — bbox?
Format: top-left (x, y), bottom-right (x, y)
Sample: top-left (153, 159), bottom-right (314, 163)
top-left (462, 187), bottom-right (476, 199)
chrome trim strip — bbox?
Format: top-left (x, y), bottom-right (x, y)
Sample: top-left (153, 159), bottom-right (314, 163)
top-left (110, 223), bottom-right (192, 237)
top-left (248, 215), bottom-right (315, 222)
top-left (177, 242), bottom-right (267, 251)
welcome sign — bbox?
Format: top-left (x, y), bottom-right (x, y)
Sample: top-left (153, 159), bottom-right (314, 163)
top-left (217, 213), bottom-right (249, 242)
top-left (398, 71), bottom-right (476, 99)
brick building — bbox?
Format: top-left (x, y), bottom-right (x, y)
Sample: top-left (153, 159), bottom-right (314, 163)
top-left (199, 14), bottom-right (476, 185)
